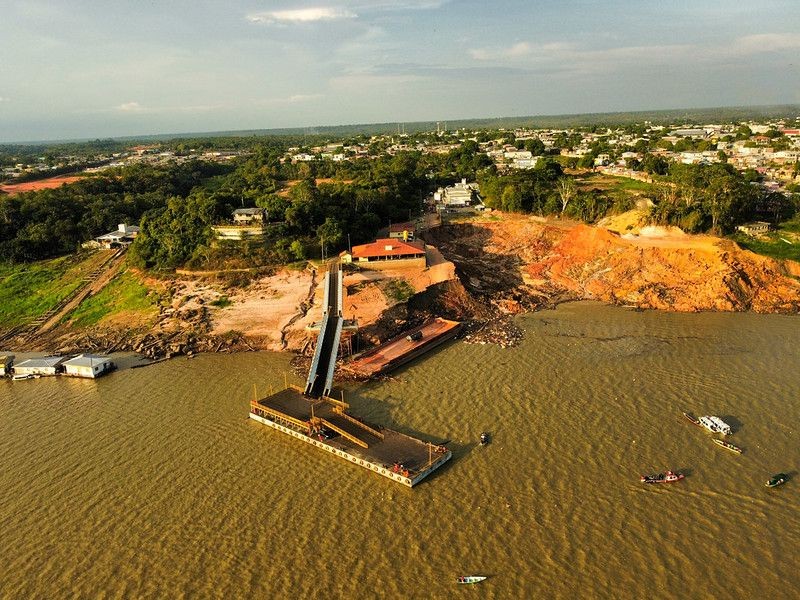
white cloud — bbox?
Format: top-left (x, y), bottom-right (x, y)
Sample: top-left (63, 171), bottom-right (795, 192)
top-left (353, 0), bottom-right (448, 9)
top-left (247, 7), bottom-right (356, 24)
top-left (116, 101), bottom-right (144, 112)
top-left (470, 41), bottom-right (572, 61)
top-left (734, 33), bottom-right (800, 54)
top-left (287, 93), bottom-right (323, 103)
top-left (252, 94), bottom-right (325, 106)
top-left (110, 101), bottom-right (220, 114)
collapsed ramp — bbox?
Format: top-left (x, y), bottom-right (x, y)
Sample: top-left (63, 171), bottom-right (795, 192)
top-left (304, 264), bottom-right (343, 398)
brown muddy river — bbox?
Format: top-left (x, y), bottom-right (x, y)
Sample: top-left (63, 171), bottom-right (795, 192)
top-left (2, 302), bottom-right (799, 599)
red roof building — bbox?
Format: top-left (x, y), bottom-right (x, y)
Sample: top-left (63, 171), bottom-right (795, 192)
top-left (341, 238), bottom-right (426, 264)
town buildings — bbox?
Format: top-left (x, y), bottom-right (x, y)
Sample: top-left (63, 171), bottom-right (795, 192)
top-left (388, 222), bottom-right (416, 241)
top-left (433, 179), bottom-right (485, 213)
top-left (212, 208), bottom-right (270, 242)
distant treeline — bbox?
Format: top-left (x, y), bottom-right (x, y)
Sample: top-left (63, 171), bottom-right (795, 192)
top-left (3, 104), bottom-right (799, 150)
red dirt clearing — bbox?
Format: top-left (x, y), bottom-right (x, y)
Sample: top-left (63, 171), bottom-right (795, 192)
top-left (1, 175), bottom-right (83, 195)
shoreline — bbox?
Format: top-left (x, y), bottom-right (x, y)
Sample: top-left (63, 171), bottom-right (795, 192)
top-left (3, 214), bottom-right (800, 360)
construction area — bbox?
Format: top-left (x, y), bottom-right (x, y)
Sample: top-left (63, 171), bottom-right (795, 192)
top-left (249, 261), bottom-right (453, 487)
top-left (343, 317), bottom-right (461, 379)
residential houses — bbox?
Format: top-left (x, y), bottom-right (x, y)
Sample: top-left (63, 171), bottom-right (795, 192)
top-left (86, 223), bottom-right (140, 250)
top-left (213, 208), bottom-right (269, 242)
top-left (388, 222), bottom-right (416, 241)
top-left (233, 207), bottom-right (266, 225)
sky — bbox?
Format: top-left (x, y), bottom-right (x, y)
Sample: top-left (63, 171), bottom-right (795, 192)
top-left (1, 0), bottom-right (799, 142)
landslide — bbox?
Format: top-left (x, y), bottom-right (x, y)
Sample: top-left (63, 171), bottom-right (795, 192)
top-left (425, 214), bottom-right (800, 314)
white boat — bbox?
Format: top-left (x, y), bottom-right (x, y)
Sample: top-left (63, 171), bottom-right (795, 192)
top-left (12, 374), bottom-right (39, 381)
top-left (457, 576), bottom-right (487, 584)
top-left (698, 415), bottom-right (732, 435)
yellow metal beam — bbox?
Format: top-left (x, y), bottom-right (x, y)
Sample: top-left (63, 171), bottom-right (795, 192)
top-left (333, 408), bottom-right (384, 440)
top-left (319, 418), bottom-right (369, 448)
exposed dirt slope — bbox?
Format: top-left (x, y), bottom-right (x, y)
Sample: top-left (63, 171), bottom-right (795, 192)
top-left (426, 214), bottom-right (800, 314)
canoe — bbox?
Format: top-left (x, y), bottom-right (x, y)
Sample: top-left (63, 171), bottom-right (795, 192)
top-left (712, 439), bottom-right (743, 454)
top-left (682, 412), bottom-right (702, 427)
top-left (457, 576), bottom-right (487, 584)
top-left (766, 473), bottom-right (788, 488)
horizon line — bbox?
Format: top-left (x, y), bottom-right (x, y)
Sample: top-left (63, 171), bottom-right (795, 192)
top-left (3, 102), bottom-right (800, 146)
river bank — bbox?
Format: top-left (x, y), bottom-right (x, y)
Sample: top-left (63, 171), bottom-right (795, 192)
top-left (3, 213), bottom-right (800, 359)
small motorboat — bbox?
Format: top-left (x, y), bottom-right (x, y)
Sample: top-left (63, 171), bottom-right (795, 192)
top-left (766, 473), bottom-right (788, 488)
top-left (457, 576), bottom-right (487, 585)
top-left (640, 470), bottom-right (685, 484)
top-left (12, 373), bottom-right (38, 381)
top-left (712, 439), bottom-right (743, 454)
top-left (682, 411), bottom-right (702, 428)
top-left (479, 432), bottom-right (490, 446)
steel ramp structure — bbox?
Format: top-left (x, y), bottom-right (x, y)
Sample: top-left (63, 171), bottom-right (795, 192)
top-left (304, 263), bottom-right (343, 398)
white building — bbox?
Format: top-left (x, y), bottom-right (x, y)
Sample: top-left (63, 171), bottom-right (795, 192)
top-left (62, 354), bottom-right (115, 378)
top-left (232, 208), bottom-right (265, 225)
top-left (434, 179), bottom-right (481, 207)
top-left (91, 224), bottom-right (140, 249)
top-left (14, 356), bottom-right (66, 377)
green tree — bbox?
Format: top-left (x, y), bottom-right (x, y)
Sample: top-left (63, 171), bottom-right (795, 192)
top-left (524, 138), bottom-right (546, 155)
top-left (290, 240), bottom-right (306, 260)
top-left (501, 185), bottom-right (523, 212)
top-left (316, 217), bottom-right (343, 254)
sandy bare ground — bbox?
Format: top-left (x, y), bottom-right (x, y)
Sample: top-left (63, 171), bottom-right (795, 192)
top-left (211, 269), bottom-right (317, 349)
top-left (202, 246), bottom-right (458, 351)
top-left (432, 211), bottom-right (800, 314)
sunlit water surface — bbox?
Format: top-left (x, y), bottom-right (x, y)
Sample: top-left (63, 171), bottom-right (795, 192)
top-left (2, 302), bottom-right (799, 599)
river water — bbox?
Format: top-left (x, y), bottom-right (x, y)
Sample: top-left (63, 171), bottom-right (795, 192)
top-left (2, 302), bottom-right (799, 599)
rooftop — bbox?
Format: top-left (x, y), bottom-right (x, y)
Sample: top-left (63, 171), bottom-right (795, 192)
top-left (348, 238), bottom-right (425, 259)
top-left (62, 354), bottom-right (113, 368)
top-left (389, 221), bottom-right (416, 232)
top-left (15, 356), bottom-right (65, 368)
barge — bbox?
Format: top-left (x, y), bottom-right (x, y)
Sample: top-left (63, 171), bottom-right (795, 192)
top-left (344, 318), bottom-right (461, 379)
top-left (249, 386), bottom-right (451, 487)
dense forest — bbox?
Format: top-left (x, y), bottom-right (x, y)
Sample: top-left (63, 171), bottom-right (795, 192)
top-left (0, 161), bottom-right (229, 261)
top-left (1, 133), bottom-right (798, 270)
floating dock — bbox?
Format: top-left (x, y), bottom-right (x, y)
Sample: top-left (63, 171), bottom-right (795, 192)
top-left (249, 386), bottom-right (451, 487)
top-left (343, 318), bottom-right (461, 379)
